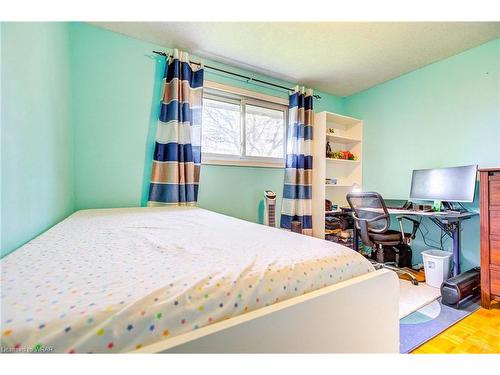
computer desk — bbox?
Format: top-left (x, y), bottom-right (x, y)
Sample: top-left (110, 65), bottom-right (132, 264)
top-left (351, 208), bottom-right (478, 276)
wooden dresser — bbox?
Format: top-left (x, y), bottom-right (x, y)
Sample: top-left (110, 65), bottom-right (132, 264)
top-left (480, 168), bottom-right (500, 308)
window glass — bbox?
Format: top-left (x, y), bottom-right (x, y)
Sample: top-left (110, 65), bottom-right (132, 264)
top-left (245, 104), bottom-right (285, 158)
top-left (202, 98), bottom-right (241, 156)
top-left (201, 90), bottom-right (287, 166)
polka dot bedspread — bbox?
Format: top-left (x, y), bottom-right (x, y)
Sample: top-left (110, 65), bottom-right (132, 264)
top-left (1, 207), bottom-right (374, 353)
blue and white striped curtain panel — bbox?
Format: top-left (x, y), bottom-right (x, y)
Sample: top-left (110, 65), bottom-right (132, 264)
top-left (148, 50), bottom-right (204, 206)
top-left (280, 87), bottom-right (314, 235)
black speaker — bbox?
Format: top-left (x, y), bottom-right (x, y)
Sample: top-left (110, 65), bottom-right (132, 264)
top-left (441, 267), bottom-right (480, 308)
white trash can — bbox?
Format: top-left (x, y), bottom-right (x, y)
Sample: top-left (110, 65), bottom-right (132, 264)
top-left (421, 249), bottom-right (453, 288)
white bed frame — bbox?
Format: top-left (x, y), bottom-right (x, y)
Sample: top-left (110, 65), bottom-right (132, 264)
top-left (137, 269), bottom-right (399, 353)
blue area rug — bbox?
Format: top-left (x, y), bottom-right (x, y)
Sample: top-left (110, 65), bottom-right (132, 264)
top-left (400, 296), bottom-right (480, 353)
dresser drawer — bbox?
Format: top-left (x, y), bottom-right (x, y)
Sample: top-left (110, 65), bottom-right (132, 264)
top-left (491, 236), bottom-right (500, 266)
top-left (491, 209), bottom-right (500, 237)
top-left (491, 267), bottom-right (500, 296)
top-left (490, 176), bottom-right (500, 205)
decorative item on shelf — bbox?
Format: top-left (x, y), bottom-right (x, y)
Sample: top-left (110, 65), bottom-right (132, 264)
top-left (325, 178), bottom-right (337, 185)
top-left (325, 199), bottom-right (332, 212)
top-left (331, 150), bottom-right (357, 160)
top-left (325, 141), bottom-right (333, 158)
top-left (345, 151), bottom-right (356, 160)
top-left (327, 128), bottom-right (336, 134)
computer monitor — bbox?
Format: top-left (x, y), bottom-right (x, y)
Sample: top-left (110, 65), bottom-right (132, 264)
top-left (409, 165), bottom-right (478, 203)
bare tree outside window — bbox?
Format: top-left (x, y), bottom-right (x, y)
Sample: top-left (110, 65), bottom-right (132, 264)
top-left (201, 92), bottom-right (286, 164)
top-left (245, 105), bottom-right (284, 158)
top-left (202, 98), bottom-right (241, 155)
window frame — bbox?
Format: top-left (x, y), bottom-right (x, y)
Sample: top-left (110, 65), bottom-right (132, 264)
top-left (201, 81), bottom-right (288, 168)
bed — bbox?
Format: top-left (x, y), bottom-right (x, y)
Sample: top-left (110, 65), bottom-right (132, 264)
top-left (0, 207), bottom-right (399, 353)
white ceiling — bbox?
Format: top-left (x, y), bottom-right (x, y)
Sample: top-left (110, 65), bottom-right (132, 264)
top-left (92, 22), bottom-right (500, 97)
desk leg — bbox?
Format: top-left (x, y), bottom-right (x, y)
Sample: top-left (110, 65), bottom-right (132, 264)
top-left (452, 222), bottom-right (461, 276)
top-left (353, 225), bottom-right (359, 252)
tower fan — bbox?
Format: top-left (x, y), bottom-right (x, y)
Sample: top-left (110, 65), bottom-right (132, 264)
top-left (264, 190), bottom-right (277, 227)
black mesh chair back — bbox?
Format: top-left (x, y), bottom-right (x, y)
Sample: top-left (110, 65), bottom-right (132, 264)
top-left (346, 192), bottom-right (390, 233)
top-left (346, 191), bottom-right (421, 285)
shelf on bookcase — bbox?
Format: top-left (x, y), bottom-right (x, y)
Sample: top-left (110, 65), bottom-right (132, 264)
top-left (325, 133), bottom-right (361, 144)
top-left (326, 158), bottom-right (360, 164)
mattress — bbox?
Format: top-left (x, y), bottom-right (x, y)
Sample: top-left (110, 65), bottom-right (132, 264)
top-left (1, 207), bottom-right (374, 353)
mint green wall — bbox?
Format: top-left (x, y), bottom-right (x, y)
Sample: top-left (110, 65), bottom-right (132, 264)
top-left (344, 38), bottom-right (500, 270)
top-left (70, 23), bottom-right (344, 224)
top-left (3, 21), bottom-right (496, 265)
top-left (70, 23), bottom-right (162, 210)
top-left (1, 23), bottom-right (74, 257)
top-left (1, 22), bottom-right (344, 257)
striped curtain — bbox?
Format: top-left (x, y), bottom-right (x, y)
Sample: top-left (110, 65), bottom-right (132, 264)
top-left (148, 50), bottom-right (204, 206)
top-left (280, 87), bottom-right (314, 235)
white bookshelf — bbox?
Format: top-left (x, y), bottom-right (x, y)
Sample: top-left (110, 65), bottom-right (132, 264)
top-left (312, 111), bottom-right (363, 239)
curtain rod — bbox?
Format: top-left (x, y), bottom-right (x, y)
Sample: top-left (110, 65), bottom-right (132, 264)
top-left (152, 50), bottom-right (322, 100)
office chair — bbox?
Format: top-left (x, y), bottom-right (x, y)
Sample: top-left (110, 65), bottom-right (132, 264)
top-left (346, 192), bottom-right (421, 285)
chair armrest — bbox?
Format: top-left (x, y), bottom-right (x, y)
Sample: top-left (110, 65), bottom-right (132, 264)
top-left (358, 219), bottom-right (374, 248)
top-left (396, 216), bottom-right (420, 241)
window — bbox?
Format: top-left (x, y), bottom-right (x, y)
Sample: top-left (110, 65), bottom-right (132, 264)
top-left (201, 87), bottom-right (287, 167)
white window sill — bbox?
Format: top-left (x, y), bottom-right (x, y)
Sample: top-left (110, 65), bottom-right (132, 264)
top-left (202, 157), bottom-right (284, 169)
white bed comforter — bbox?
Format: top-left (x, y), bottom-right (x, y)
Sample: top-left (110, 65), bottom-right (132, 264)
top-left (1, 207), bottom-right (373, 353)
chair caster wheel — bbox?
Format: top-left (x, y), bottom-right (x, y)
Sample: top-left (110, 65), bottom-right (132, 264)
top-left (411, 279), bottom-right (419, 286)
